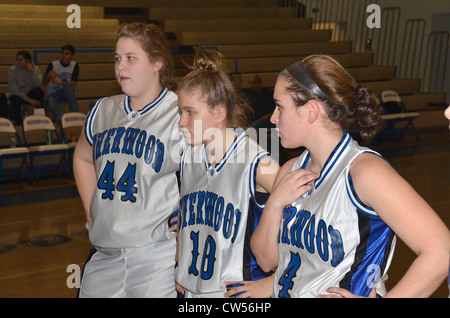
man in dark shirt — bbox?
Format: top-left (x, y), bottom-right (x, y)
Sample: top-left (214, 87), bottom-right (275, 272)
top-left (244, 74), bottom-right (275, 120)
top-left (242, 74), bottom-right (275, 129)
top-left (242, 74), bottom-right (288, 164)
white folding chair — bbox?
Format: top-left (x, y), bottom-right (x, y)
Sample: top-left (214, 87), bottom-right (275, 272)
top-left (377, 90), bottom-right (420, 142)
top-left (60, 112), bottom-right (86, 172)
top-left (0, 117), bottom-right (33, 182)
top-left (22, 115), bottom-right (71, 182)
top-left (61, 112), bottom-right (86, 148)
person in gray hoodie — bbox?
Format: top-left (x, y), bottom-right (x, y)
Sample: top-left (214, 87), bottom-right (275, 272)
top-left (7, 50), bottom-right (45, 124)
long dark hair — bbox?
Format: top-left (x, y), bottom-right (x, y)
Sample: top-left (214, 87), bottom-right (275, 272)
top-left (16, 50), bottom-right (32, 62)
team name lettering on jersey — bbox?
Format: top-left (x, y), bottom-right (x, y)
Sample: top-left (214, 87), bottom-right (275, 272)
top-left (279, 205), bottom-right (345, 267)
top-left (178, 191), bottom-right (242, 280)
top-left (178, 191), bottom-right (242, 243)
top-left (92, 126), bottom-right (165, 173)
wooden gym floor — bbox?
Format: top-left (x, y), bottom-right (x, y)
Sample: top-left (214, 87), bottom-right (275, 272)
top-left (0, 128), bottom-right (448, 298)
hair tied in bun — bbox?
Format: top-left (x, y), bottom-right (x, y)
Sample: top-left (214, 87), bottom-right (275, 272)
top-left (354, 85), bottom-right (364, 100)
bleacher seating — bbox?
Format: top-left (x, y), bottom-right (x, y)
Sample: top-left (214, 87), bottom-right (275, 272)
top-left (0, 0), bottom-right (447, 148)
top-left (160, 18), bottom-right (312, 33)
top-left (0, 4), bottom-right (119, 118)
top-left (148, 7), bottom-right (297, 20)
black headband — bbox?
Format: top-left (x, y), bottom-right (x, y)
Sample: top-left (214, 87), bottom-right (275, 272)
top-left (286, 62), bottom-right (334, 105)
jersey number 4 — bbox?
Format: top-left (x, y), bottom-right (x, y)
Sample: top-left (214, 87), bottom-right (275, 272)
top-left (97, 160), bottom-right (138, 202)
top-left (278, 251), bottom-right (301, 298)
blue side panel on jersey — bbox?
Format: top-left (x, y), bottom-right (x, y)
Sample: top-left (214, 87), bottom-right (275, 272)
top-left (249, 196), bottom-right (273, 281)
top-left (347, 216), bottom-right (395, 296)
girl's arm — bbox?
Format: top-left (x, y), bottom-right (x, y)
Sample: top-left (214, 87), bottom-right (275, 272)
top-left (350, 153), bottom-right (450, 298)
top-left (223, 156), bottom-right (279, 298)
top-left (73, 131), bottom-right (96, 229)
top-left (255, 155), bottom-right (280, 193)
top-left (251, 157), bottom-right (319, 272)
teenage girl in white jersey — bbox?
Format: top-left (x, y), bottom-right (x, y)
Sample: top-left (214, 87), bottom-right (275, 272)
top-left (73, 23), bottom-right (183, 297)
top-left (175, 50), bottom-right (279, 298)
top-left (251, 55), bottom-right (450, 298)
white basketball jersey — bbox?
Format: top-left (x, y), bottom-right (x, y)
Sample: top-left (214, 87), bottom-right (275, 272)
top-left (48, 60), bottom-right (76, 95)
top-left (175, 130), bottom-right (271, 296)
top-left (84, 89), bottom-right (185, 248)
top-left (274, 131), bottom-right (396, 298)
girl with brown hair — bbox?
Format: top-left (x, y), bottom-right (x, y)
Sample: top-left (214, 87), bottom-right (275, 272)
top-left (74, 23), bottom-right (184, 297)
top-left (251, 55), bottom-right (450, 298)
top-left (175, 50), bottom-right (279, 298)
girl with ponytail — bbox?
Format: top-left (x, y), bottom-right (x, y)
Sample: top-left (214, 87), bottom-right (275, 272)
top-left (175, 50), bottom-right (279, 298)
top-left (251, 55), bottom-right (450, 298)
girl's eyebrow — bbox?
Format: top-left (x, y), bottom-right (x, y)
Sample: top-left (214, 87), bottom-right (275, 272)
top-left (115, 52), bottom-right (138, 55)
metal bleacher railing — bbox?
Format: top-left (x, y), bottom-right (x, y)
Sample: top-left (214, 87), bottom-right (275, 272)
top-left (277, 0), bottom-right (448, 96)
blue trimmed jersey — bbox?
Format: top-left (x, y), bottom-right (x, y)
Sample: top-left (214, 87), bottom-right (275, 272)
top-left (274, 131), bottom-right (396, 298)
top-left (175, 130), bottom-right (272, 296)
top-left (47, 60), bottom-right (78, 95)
top-left (84, 89), bottom-right (185, 248)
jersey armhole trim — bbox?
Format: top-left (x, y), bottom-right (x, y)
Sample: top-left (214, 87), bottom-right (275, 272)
top-left (84, 97), bottom-right (105, 146)
top-left (249, 151), bottom-right (270, 209)
top-left (179, 145), bottom-right (191, 181)
top-left (345, 151), bottom-right (383, 218)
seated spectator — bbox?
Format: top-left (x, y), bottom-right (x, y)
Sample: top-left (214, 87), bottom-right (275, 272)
top-left (7, 50), bottom-right (45, 124)
top-left (43, 44), bottom-right (80, 121)
top-left (242, 74), bottom-right (289, 164)
top-left (242, 74), bottom-right (275, 130)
